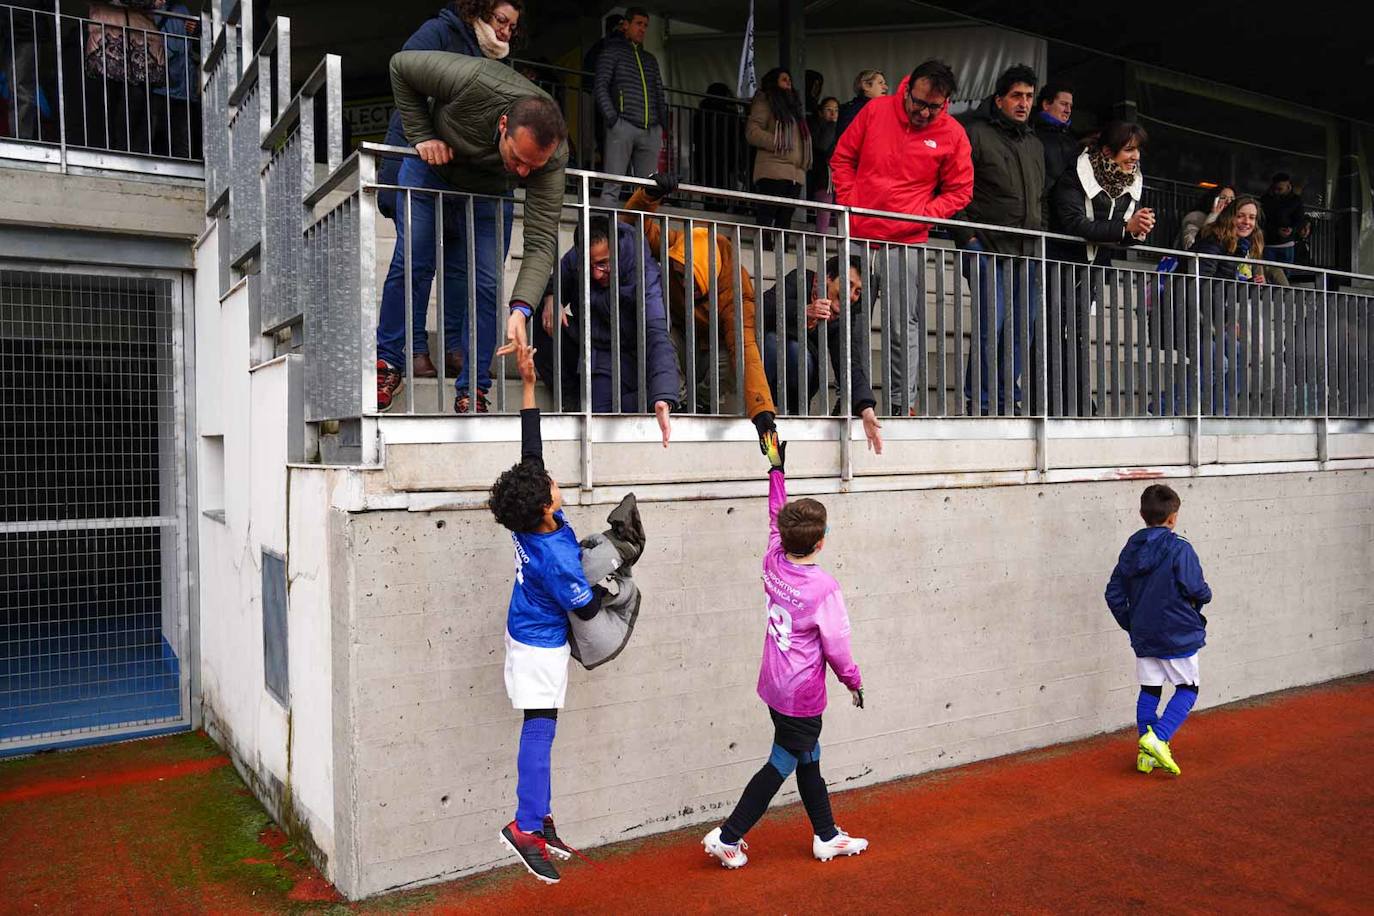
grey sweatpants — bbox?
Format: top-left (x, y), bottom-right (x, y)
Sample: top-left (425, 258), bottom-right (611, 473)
top-left (599, 118), bottom-right (661, 205)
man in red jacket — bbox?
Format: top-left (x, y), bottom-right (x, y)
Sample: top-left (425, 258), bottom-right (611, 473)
top-left (830, 60), bottom-right (972, 416)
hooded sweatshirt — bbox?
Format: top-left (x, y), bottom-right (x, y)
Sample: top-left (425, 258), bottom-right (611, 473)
top-left (829, 74), bottom-right (974, 245)
top-left (1105, 526), bottom-right (1212, 659)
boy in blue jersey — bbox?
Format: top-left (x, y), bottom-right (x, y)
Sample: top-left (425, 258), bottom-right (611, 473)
top-left (1105, 484), bottom-right (1213, 776)
top-left (488, 343), bottom-right (606, 883)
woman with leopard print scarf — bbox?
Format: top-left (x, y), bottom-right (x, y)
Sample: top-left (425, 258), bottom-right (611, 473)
top-left (1050, 120), bottom-right (1156, 266)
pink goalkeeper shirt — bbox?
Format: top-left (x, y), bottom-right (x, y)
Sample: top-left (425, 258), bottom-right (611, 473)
top-left (756, 469), bottom-right (863, 717)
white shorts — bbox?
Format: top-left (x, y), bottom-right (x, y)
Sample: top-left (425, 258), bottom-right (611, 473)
top-left (504, 631), bottom-right (571, 710)
top-left (1136, 653), bottom-right (1200, 687)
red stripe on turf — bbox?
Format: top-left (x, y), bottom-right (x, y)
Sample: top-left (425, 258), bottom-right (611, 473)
top-left (0, 755), bottom-right (230, 804)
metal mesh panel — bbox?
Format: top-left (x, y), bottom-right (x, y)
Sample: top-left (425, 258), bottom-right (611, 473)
top-left (303, 195), bottom-right (362, 421)
top-left (0, 269), bottom-right (184, 747)
top-left (228, 78), bottom-right (263, 265)
top-left (261, 128), bottom-right (303, 332)
top-left (203, 26), bottom-right (237, 211)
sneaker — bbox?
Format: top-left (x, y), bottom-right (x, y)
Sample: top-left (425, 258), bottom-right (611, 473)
top-left (1136, 751), bottom-right (1157, 774)
top-left (1138, 726), bottom-right (1181, 775)
top-left (702, 826), bottom-right (748, 869)
top-left (813, 828), bottom-right (868, 862)
top-left (499, 821), bottom-right (560, 884)
top-left (541, 815), bottom-right (579, 862)
top-left (376, 360), bottom-right (403, 413)
top-left (454, 389), bottom-right (490, 414)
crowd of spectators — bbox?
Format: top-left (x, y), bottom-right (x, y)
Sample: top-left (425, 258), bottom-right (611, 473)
top-left (3, 1), bottom-right (1328, 427)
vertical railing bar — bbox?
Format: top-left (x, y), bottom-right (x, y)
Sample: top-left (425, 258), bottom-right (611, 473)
top-left (494, 196), bottom-right (508, 413)
top-left (795, 233), bottom-right (810, 416)
top-left (916, 245), bottom-right (929, 418)
top-left (464, 194), bottom-right (477, 412)
top-left (707, 219), bottom-right (719, 414)
top-left (683, 217), bottom-right (697, 414)
top-left (433, 189), bottom-right (446, 414)
top-left (609, 207), bottom-right (623, 414)
top-left (816, 236), bottom-right (831, 419)
top-left (935, 249), bottom-right (947, 417)
top-left (970, 250), bottom-right (982, 416)
top-left (579, 173), bottom-right (593, 489)
top-left (637, 213), bottom-right (649, 415)
top-left (953, 246), bottom-right (965, 416)
top-left (551, 214), bottom-right (563, 413)
top-left (840, 210), bottom-right (854, 479)
top-left (402, 190), bottom-right (415, 414)
top-left (774, 229), bottom-right (788, 415)
top-left (731, 223), bottom-right (745, 417)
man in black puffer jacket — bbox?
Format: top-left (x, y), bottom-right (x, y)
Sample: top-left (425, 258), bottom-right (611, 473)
top-left (594, 6), bottom-right (667, 204)
top-left (955, 64), bottom-right (1046, 416)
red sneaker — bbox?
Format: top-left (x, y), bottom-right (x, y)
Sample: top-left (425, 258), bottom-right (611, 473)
top-left (376, 360), bottom-right (403, 412)
top-left (454, 389), bottom-right (490, 414)
top-left (499, 821), bottom-right (559, 884)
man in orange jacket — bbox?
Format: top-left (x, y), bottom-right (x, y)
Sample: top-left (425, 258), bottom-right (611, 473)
top-left (622, 175), bottom-right (778, 440)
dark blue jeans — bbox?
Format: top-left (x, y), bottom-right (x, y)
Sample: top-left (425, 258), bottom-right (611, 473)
top-left (763, 332), bottom-right (818, 415)
top-left (961, 246), bottom-right (1039, 414)
top-left (376, 157), bottom-right (514, 393)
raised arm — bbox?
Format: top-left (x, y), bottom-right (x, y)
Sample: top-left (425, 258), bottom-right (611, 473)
top-left (511, 156), bottom-right (568, 309)
top-left (516, 344), bottom-right (543, 466)
top-left (767, 449), bottom-right (786, 552)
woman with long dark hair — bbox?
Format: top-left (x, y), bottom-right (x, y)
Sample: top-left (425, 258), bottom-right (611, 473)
top-left (746, 67), bottom-right (812, 230)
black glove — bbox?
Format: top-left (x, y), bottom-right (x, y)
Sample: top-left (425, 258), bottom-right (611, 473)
top-left (645, 172), bottom-right (679, 202)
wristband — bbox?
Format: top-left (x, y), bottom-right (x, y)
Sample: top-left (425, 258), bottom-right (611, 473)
top-left (509, 301), bottom-right (532, 317)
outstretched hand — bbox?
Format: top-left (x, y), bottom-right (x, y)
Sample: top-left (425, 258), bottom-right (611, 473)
top-left (645, 172), bottom-right (679, 201)
top-left (654, 400), bottom-right (673, 448)
top-left (496, 309), bottom-right (528, 357)
top-left (860, 407), bottom-right (883, 455)
top-left (515, 344), bottom-right (538, 385)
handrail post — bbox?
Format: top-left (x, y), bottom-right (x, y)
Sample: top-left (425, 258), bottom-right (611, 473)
top-left (1190, 253), bottom-right (1203, 469)
top-left (53, 0), bottom-right (68, 172)
top-left (840, 208), bottom-right (853, 484)
top-left (579, 173), bottom-right (594, 493)
top-left (1036, 233), bottom-right (1049, 477)
top-left (1318, 270), bottom-right (1330, 466)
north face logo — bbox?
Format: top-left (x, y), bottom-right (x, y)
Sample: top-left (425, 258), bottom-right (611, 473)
top-left (924, 139), bottom-right (937, 149)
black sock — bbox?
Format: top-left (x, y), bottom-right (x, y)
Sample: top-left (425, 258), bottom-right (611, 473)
top-left (720, 763), bottom-right (786, 844)
top-left (796, 761), bottom-right (837, 841)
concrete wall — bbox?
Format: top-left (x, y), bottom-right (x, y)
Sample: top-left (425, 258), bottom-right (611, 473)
top-left (0, 164), bottom-right (203, 239)
top-left (329, 464), bottom-right (1374, 897)
top-left (193, 223), bottom-right (338, 878)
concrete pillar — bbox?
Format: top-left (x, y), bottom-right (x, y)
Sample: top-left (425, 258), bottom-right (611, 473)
top-left (777, 0), bottom-right (804, 82)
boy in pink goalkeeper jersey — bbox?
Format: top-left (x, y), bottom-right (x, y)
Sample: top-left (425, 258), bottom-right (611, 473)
top-left (703, 433), bottom-right (869, 869)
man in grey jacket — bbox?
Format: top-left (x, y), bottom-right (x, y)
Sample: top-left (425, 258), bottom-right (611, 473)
top-left (594, 7), bottom-right (668, 205)
top-left (382, 51), bottom-right (567, 414)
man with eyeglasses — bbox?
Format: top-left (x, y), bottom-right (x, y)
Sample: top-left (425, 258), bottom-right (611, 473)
top-left (533, 215), bottom-right (679, 447)
top-left (830, 59), bottom-right (973, 416)
top-left (382, 52), bottom-right (567, 414)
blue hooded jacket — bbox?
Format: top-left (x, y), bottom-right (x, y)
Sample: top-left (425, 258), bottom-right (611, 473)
top-left (1105, 526), bottom-right (1212, 659)
top-left (547, 222), bottom-right (680, 410)
top-left (379, 7), bottom-right (485, 212)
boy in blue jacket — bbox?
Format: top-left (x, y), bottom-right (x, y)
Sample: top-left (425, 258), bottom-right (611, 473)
top-left (1105, 484), bottom-right (1212, 776)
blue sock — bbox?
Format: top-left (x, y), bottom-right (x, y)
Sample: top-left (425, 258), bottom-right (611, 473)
top-left (515, 717), bottom-right (556, 833)
top-left (1136, 688), bottom-right (1162, 737)
top-left (1154, 686), bottom-right (1198, 742)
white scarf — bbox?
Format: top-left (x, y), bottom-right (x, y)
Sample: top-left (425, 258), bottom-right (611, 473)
top-left (472, 17), bottom-right (510, 60)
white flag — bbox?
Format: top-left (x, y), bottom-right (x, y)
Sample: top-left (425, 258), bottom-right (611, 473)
top-left (736, 0), bottom-right (756, 98)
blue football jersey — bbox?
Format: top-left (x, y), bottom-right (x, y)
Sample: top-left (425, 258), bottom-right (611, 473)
top-left (507, 511), bottom-right (593, 648)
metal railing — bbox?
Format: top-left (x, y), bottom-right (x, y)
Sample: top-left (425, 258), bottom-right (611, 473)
top-left (318, 146), bottom-right (1374, 429)
top-left (0, 0), bottom-right (202, 173)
